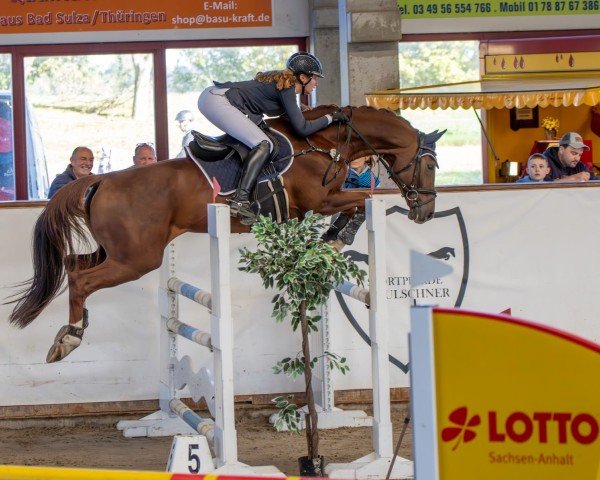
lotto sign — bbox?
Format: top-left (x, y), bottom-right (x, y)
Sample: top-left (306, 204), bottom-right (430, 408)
top-left (410, 307), bottom-right (600, 480)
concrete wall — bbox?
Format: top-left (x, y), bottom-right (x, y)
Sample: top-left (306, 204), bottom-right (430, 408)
top-left (310, 0), bottom-right (401, 107)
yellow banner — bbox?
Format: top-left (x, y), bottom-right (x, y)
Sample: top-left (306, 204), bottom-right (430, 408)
top-left (433, 309), bottom-right (600, 479)
top-left (0, 0), bottom-right (272, 34)
top-left (485, 52), bottom-right (600, 74)
top-left (397, 0), bottom-right (600, 18)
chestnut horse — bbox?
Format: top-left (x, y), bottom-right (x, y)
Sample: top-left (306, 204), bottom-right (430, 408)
top-left (8, 105), bottom-right (442, 362)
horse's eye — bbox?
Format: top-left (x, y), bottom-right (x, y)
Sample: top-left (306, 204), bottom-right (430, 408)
top-left (427, 163), bottom-right (435, 171)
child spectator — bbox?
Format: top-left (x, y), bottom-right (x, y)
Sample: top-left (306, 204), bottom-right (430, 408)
top-left (344, 154), bottom-right (380, 189)
top-left (516, 153), bottom-right (551, 183)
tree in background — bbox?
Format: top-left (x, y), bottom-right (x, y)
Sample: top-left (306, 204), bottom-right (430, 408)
top-left (399, 40), bottom-right (479, 88)
top-left (0, 55), bottom-right (10, 91)
top-left (25, 54), bottom-right (150, 118)
top-left (168, 46), bottom-right (296, 93)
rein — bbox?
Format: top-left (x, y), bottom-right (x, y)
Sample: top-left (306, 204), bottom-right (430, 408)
top-left (315, 109), bottom-right (440, 207)
top-left (276, 108), bottom-right (439, 208)
top-left (345, 119), bottom-right (438, 207)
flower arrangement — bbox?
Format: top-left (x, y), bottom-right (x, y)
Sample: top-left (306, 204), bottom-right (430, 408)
top-left (541, 116), bottom-right (560, 131)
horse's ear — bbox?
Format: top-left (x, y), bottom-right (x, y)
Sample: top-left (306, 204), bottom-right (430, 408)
top-left (425, 129), bottom-right (446, 145)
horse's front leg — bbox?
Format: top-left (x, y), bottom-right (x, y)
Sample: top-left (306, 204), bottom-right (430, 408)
top-left (320, 190), bottom-right (370, 248)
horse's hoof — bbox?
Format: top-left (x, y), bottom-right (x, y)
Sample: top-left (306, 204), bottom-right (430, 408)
top-left (47, 325), bottom-right (83, 363)
top-left (327, 239), bottom-right (345, 252)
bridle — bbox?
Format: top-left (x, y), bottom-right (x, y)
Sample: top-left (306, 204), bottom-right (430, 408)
top-left (382, 130), bottom-right (439, 209)
top-left (311, 108), bottom-right (440, 209)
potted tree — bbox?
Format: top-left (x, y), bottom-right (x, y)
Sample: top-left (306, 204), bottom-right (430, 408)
top-left (239, 212), bottom-right (365, 476)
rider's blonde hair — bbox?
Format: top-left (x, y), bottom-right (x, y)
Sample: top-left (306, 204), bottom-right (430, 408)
top-left (254, 69), bottom-right (297, 90)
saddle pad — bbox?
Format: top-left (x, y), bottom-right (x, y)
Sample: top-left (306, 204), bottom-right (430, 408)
top-left (186, 128), bottom-right (294, 195)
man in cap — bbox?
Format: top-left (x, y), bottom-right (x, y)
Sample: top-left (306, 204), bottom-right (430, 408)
top-left (175, 110), bottom-right (194, 158)
top-left (542, 132), bottom-right (596, 182)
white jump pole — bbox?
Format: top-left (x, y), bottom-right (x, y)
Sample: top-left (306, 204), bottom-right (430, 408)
top-left (117, 204), bottom-right (282, 476)
top-left (325, 197), bottom-right (413, 480)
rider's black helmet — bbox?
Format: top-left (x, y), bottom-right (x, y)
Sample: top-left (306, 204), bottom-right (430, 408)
top-left (286, 52), bottom-right (324, 78)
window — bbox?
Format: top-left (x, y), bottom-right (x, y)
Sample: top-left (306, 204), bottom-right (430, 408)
top-left (398, 41), bottom-right (482, 185)
top-left (0, 54), bottom-right (14, 201)
top-left (165, 45), bottom-right (297, 158)
top-left (24, 53), bottom-right (156, 187)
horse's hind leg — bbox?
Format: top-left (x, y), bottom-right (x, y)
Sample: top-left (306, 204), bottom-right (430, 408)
top-left (47, 254), bottom-right (158, 363)
top-left (63, 250), bottom-right (107, 330)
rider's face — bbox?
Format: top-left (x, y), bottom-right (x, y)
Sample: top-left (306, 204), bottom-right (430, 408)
top-left (296, 74), bottom-right (317, 94)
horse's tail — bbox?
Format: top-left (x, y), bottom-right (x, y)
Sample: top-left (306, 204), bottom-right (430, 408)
top-left (7, 175), bottom-right (103, 328)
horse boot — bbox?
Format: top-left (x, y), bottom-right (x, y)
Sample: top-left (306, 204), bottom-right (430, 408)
top-left (228, 140), bottom-right (270, 226)
top-left (321, 213), bottom-right (351, 242)
top-left (338, 213), bottom-right (366, 245)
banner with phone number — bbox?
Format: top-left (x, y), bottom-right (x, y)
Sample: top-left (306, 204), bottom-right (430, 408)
top-left (397, 0), bottom-right (600, 18)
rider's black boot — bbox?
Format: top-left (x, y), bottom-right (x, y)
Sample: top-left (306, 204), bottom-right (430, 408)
top-left (228, 140), bottom-right (270, 225)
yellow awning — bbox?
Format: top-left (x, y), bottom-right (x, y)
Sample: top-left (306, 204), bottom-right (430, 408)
top-left (365, 76), bottom-right (600, 110)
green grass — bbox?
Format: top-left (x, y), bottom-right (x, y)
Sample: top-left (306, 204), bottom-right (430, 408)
top-left (437, 170), bottom-right (482, 186)
top-left (400, 108), bottom-right (481, 146)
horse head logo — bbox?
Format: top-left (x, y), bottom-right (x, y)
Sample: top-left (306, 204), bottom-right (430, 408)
top-left (335, 203), bottom-right (470, 374)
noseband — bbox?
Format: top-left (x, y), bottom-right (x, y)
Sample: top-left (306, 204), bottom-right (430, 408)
top-left (385, 131), bottom-right (439, 209)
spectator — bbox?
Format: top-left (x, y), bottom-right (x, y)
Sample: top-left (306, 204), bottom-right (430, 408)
top-left (543, 132), bottom-right (595, 182)
top-left (132, 142), bottom-right (157, 167)
top-left (323, 155), bottom-right (381, 244)
top-left (516, 153), bottom-right (551, 183)
top-left (344, 154), bottom-right (381, 189)
top-left (175, 110), bottom-right (194, 158)
top-left (48, 146), bottom-right (94, 198)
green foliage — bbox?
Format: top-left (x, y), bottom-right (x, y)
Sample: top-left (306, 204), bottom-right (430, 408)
top-left (25, 54), bottom-right (147, 117)
top-left (273, 351), bottom-right (349, 380)
top-left (399, 41), bottom-right (479, 88)
top-left (239, 212), bottom-right (366, 329)
top-left (168, 45), bottom-right (296, 93)
top-left (271, 396), bottom-right (303, 433)
top-left (0, 54), bottom-right (10, 91)
top-left (239, 212), bottom-right (365, 434)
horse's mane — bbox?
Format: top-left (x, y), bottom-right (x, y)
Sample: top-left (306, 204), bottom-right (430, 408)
top-left (301, 104), bottom-right (413, 129)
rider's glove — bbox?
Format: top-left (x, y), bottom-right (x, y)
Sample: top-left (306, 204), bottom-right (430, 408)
top-left (331, 111), bottom-right (350, 124)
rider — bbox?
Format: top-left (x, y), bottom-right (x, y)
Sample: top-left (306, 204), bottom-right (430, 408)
top-left (197, 51), bottom-right (349, 225)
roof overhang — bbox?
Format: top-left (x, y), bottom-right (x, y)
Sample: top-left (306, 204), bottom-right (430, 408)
top-left (365, 76), bottom-right (600, 110)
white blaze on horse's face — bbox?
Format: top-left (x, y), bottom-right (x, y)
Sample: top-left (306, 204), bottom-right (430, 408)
top-left (407, 153), bottom-right (437, 224)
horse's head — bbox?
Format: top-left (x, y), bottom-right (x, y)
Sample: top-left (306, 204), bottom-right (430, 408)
top-left (392, 128), bottom-right (444, 224)
top-left (334, 106), bottom-right (443, 224)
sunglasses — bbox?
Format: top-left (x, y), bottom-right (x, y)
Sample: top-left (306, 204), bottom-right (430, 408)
top-left (136, 142), bottom-right (155, 148)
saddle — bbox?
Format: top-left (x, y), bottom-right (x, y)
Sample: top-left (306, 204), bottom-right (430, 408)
top-left (189, 123), bottom-right (281, 163)
top-left (185, 126), bottom-right (293, 223)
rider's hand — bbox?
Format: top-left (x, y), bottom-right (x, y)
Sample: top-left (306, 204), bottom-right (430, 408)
top-left (331, 111), bottom-right (350, 124)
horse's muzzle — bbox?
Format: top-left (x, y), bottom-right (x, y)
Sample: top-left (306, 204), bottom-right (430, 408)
top-left (408, 204), bottom-right (435, 224)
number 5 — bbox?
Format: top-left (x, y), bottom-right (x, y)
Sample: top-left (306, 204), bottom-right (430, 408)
top-left (188, 443), bottom-right (201, 473)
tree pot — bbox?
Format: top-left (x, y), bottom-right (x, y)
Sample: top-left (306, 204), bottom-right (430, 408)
top-left (298, 455), bottom-right (325, 477)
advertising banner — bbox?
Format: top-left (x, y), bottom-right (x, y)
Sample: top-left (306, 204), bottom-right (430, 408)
top-left (411, 307), bottom-right (600, 479)
top-left (0, 0), bottom-right (272, 34)
top-left (397, 0), bottom-right (600, 18)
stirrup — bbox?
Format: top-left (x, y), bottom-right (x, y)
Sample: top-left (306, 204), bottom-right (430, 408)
top-left (227, 198), bottom-right (258, 225)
